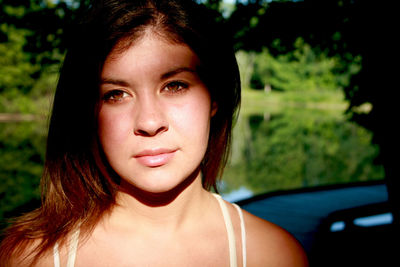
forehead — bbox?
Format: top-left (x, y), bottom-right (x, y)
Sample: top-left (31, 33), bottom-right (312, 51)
top-left (102, 33), bottom-right (200, 76)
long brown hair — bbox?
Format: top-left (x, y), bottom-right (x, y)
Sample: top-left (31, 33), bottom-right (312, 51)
top-left (0, 0), bottom-right (240, 265)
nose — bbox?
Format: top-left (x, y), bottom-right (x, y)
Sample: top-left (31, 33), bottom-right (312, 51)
top-left (133, 96), bottom-right (168, 137)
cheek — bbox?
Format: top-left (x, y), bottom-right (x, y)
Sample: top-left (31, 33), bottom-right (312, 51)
top-left (170, 91), bottom-right (212, 139)
top-left (98, 106), bottom-right (133, 149)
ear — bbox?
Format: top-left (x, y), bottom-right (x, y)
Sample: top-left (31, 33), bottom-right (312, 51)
top-left (211, 101), bottom-right (218, 117)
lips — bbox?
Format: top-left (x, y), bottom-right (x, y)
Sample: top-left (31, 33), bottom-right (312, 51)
top-left (134, 148), bottom-right (177, 167)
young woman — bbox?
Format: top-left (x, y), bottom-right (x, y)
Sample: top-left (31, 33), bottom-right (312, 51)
top-left (0, 1), bottom-right (308, 266)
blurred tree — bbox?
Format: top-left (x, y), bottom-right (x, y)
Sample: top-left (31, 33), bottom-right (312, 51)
top-left (0, 0), bottom-right (90, 66)
top-left (0, 122), bottom-right (46, 226)
top-left (0, 24), bottom-right (39, 95)
top-left (250, 38), bottom-right (342, 92)
top-left (0, 0), bottom-right (91, 114)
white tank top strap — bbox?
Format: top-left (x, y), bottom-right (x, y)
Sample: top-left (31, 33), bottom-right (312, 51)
top-left (233, 203), bottom-right (247, 267)
top-left (53, 228), bottom-right (80, 267)
top-left (212, 193), bottom-right (247, 267)
top-left (213, 193), bottom-right (237, 267)
top-left (53, 242), bottom-right (60, 267)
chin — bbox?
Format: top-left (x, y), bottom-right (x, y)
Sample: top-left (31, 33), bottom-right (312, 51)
top-left (118, 167), bottom-right (200, 201)
top-left (121, 175), bottom-right (184, 193)
top-left (139, 182), bottom-right (178, 194)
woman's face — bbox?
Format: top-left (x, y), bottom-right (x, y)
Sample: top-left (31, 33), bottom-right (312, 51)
top-left (98, 34), bottom-right (215, 193)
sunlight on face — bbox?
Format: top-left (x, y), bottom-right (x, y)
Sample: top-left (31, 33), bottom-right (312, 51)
top-left (98, 34), bottom-right (215, 193)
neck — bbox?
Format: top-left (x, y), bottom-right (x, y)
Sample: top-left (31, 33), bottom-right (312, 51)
top-left (109, 169), bottom-right (212, 231)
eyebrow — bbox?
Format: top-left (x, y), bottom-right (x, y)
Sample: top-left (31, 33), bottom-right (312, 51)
top-left (160, 67), bottom-right (197, 80)
top-left (100, 67), bottom-right (197, 86)
top-left (100, 78), bottom-right (130, 87)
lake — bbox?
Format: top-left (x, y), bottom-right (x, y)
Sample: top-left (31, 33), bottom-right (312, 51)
top-left (220, 101), bottom-right (384, 201)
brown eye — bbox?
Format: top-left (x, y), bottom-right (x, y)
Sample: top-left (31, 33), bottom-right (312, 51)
top-left (103, 90), bottom-right (129, 102)
top-left (164, 81), bottom-right (188, 93)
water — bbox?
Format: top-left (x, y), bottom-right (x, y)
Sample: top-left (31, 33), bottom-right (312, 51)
top-left (220, 106), bottom-right (384, 200)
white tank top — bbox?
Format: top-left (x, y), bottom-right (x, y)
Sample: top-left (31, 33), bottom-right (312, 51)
top-left (53, 193), bottom-right (247, 267)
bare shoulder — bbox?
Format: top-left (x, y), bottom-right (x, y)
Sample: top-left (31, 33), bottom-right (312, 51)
top-left (243, 209), bottom-right (309, 267)
top-left (7, 239), bottom-right (53, 267)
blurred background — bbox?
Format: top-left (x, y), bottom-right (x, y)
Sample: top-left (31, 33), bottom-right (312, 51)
top-left (0, 0), bottom-right (397, 264)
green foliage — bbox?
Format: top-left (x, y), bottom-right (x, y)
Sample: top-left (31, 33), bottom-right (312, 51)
top-left (249, 38), bottom-right (344, 92)
top-left (0, 24), bottom-right (39, 95)
top-left (0, 23), bottom-right (55, 114)
top-left (0, 122), bottom-right (47, 223)
top-left (235, 50), bottom-right (256, 90)
top-left (0, 0), bottom-right (67, 114)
